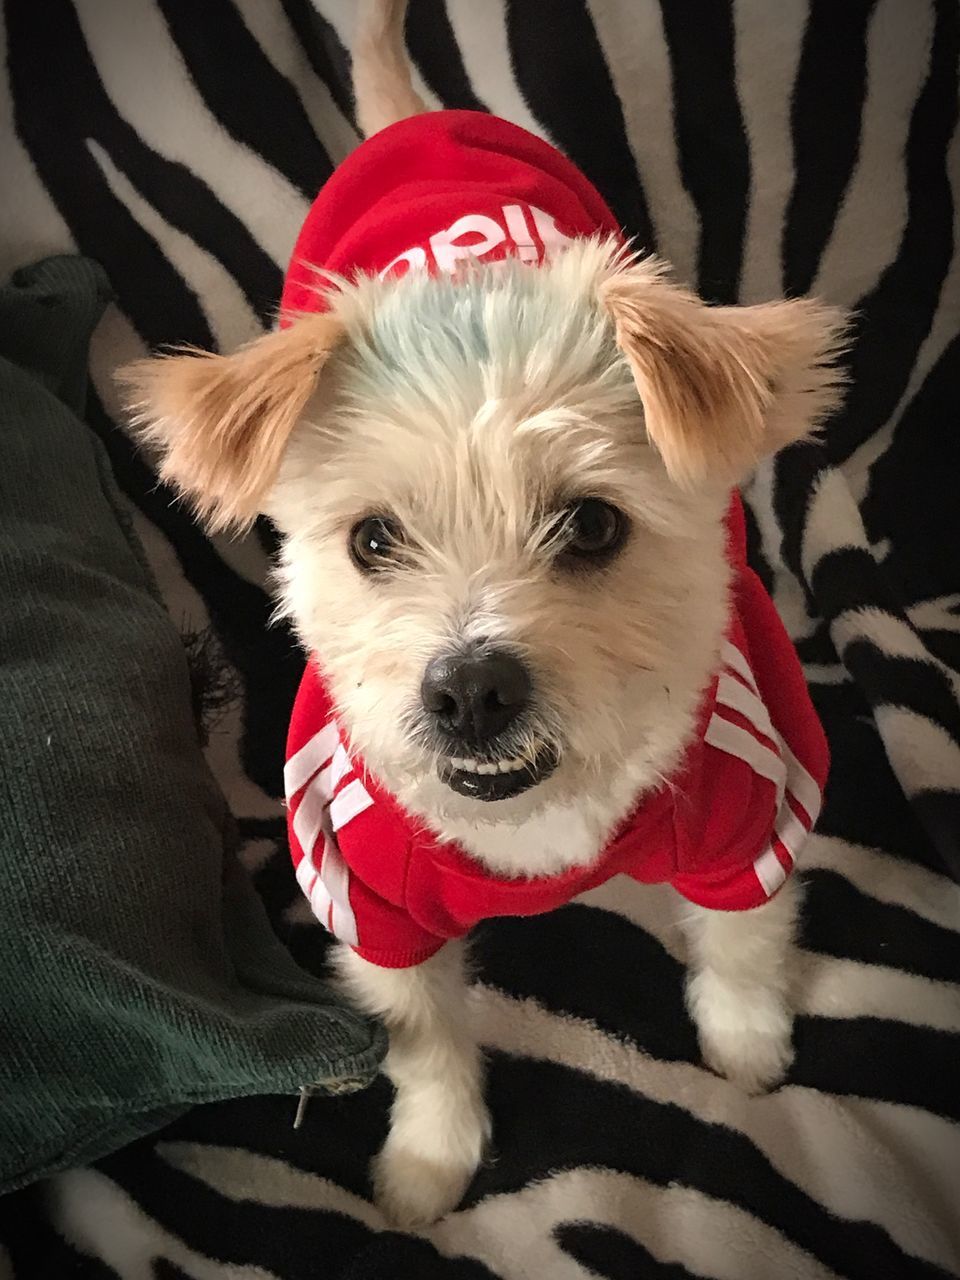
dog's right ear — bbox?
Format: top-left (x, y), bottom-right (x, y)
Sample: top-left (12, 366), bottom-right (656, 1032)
top-left (119, 314), bottom-right (344, 532)
top-left (600, 258), bottom-right (847, 490)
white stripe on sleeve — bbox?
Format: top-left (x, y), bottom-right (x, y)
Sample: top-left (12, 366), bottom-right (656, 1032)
top-left (295, 850), bottom-right (318, 898)
top-left (754, 848), bottom-right (788, 895)
top-left (721, 641), bottom-right (759, 692)
top-left (292, 773), bottom-right (332, 861)
top-left (329, 742), bottom-right (353, 791)
top-left (330, 777), bottom-right (374, 832)
top-left (704, 714), bottom-right (787, 798)
top-left (716, 672), bottom-right (776, 743)
top-left (309, 876), bottom-right (333, 930)
top-left (780, 740), bottom-right (822, 825)
top-left (320, 837), bottom-right (359, 946)
top-left (718, 643), bottom-right (822, 820)
top-left (284, 720), bottom-right (340, 799)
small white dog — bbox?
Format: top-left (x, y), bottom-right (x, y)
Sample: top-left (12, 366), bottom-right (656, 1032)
top-left (124, 0), bottom-right (846, 1228)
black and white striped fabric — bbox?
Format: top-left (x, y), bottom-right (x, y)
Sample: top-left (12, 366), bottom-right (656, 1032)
top-left (3, 2), bottom-right (960, 1277)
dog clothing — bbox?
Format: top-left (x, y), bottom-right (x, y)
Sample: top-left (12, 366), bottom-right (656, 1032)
top-left (282, 112), bottom-right (829, 968)
top-left (280, 111), bottom-right (621, 316)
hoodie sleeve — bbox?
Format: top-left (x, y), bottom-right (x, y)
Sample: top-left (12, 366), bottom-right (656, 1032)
top-left (286, 663), bottom-right (449, 968)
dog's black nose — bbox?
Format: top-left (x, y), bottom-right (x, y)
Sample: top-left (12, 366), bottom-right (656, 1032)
top-left (421, 647), bottom-right (531, 744)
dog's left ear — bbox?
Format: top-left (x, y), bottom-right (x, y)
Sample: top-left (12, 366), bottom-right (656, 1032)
top-left (119, 314), bottom-right (344, 532)
top-left (600, 260), bottom-right (848, 489)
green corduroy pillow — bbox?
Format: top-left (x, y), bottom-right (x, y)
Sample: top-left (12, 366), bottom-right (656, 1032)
top-left (0, 257), bottom-right (385, 1195)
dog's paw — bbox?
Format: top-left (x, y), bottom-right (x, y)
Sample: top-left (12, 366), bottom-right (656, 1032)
top-left (373, 1138), bottom-right (477, 1229)
top-left (688, 971), bottom-right (794, 1094)
top-left (372, 1102), bottom-right (490, 1229)
top-left (700, 1019), bottom-right (794, 1094)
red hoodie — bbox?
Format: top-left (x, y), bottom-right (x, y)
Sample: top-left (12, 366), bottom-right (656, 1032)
top-left (281, 111), bottom-right (829, 968)
top-left (280, 111), bottom-right (618, 315)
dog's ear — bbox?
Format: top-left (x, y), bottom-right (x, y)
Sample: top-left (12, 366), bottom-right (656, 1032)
top-left (600, 260), bottom-right (848, 489)
top-left (119, 314), bottom-right (344, 531)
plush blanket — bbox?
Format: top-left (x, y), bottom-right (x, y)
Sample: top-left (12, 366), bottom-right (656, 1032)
top-left (2, 1), bottom-right (959, 1277)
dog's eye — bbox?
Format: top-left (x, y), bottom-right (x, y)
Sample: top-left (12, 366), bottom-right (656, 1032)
top-left (560, 499), bottom-right (627, 562)
top-left (350, 516), bottom-right (401, 572)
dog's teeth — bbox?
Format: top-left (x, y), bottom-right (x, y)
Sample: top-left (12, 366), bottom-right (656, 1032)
top-left (448, 746), bottom-right (549, 778)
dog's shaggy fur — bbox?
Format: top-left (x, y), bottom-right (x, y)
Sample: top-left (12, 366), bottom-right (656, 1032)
top-left (122, 0), bottom-right (847, 1228)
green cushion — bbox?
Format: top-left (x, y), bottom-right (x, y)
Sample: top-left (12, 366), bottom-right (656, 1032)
top-left (0, 257), bottom-right (385, 1195)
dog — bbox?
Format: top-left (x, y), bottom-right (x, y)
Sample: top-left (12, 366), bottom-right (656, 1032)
top-left (122, 0), bottom-right (847, 1228)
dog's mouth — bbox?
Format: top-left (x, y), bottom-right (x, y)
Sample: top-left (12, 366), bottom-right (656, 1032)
top-left (438, 742), bottom-right (559, 802)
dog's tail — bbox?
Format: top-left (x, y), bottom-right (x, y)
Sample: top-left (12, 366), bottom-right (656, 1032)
top-left (353, 0), bottom-right (427, 138)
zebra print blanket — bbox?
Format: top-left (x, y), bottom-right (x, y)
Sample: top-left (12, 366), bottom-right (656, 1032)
top-left (3, 2), bottom-right (959, 1276)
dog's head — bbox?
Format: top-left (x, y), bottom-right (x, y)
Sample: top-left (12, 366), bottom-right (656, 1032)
top-left (122, 241), bottom-right (845, 834)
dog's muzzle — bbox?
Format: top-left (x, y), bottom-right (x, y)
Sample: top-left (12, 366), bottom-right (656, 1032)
top-left (420, 644), bottom-right (558, 801)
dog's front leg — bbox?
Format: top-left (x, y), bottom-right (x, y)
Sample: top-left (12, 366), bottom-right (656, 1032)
top-left (335, 940), bottom-right (489, 1227)
top-left (682, 876), bottom-right (801, 1094)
